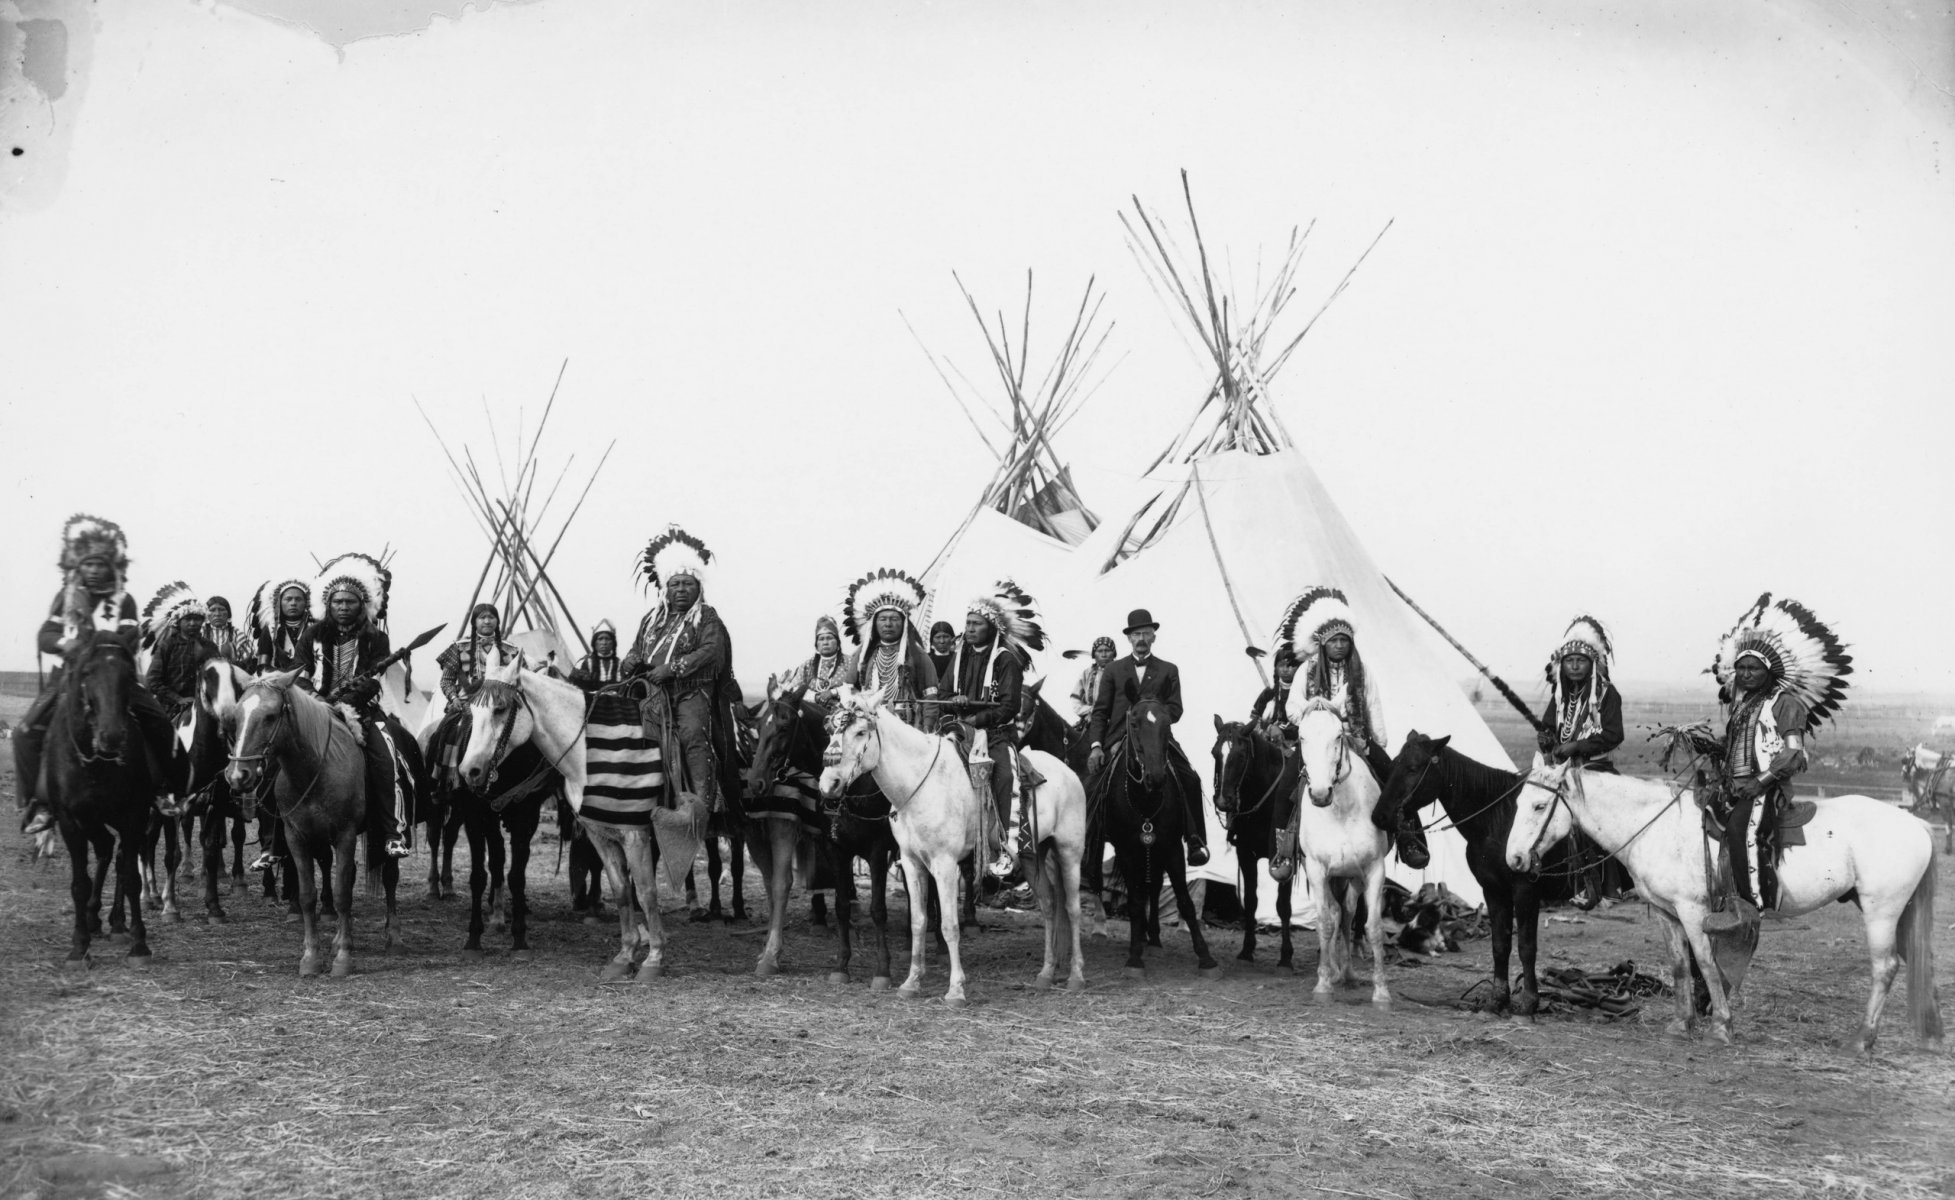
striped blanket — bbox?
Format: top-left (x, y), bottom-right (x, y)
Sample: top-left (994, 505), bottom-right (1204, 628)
top-left (581, 693), bottom-right (665, 825)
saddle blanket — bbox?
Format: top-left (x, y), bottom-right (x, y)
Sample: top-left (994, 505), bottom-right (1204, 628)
top-left (749, 765), bottom-right (824, 830)
top-left (582, 693), bottom-right (665, 825)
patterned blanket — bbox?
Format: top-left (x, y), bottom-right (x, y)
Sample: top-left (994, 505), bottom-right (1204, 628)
top-left (581, 693), bottom-right (665, 825)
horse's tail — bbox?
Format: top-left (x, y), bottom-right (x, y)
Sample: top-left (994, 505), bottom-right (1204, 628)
top-left (1898, 854), bottom-right (1944, 1043)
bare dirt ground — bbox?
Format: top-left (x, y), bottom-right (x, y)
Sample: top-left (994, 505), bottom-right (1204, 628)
top-left (3, 716), bottom-right (1952, 1198)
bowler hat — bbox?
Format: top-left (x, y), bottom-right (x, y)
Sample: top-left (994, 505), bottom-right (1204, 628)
top-left (1123, 608), bottom-right (1160, 634)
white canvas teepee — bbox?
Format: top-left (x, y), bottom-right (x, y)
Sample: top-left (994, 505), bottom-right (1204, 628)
top-left (916, 273), bottom-right (1114, 664)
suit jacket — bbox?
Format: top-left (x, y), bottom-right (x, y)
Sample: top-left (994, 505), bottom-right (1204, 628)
top-left (1088, 653), bottom-right (1183, 748)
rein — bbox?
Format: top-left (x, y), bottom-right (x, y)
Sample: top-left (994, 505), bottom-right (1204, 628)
top-left (1218, 731), bottom-right (1287, 820)
top-left (229, 693), bottom-right (332, 820)
top-left (1519, 767), bottom-right (1682, 879)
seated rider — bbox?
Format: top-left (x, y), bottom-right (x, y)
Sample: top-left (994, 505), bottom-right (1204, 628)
top-left (1537, 616), bottom-right (1628, 903)
top-left (300, 553), bottom-right (413, 858)
top-left (431, 603), bottom-right (524, 791)
top-left (622, 525), bottom-right (737, 813)
top-left (941, 581), bottom-right (1045, 877)
top-left (202, 595), bottom-right (253, 669)
top-left (1277, 586), bottom-right (1429, 870)
top-left (780, 615), bottom-right (849, 711)
top-left (1086, 608), bottom-right (1210, 872)
top-left (1250, 646), bottom-right (1301, 742)
top-left (15, 515), bottom-right (175, 833)
top-left (569, 619), bottom-right (622, 692)
top-left (143, 585), bottom-right (218, 720)
top-left (1069, 636), bottom-right (1116, 727)
top-left (926, 620), bottom-right (958, 692)
top-left (839, 567), bottom-right (939, 725)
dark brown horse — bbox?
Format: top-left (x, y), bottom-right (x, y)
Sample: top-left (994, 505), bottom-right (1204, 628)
top-left (439, 738), bottom-right (556, 960)
top-left (1099, 697), bottom-right (1220, 977)
top-left (1210, 718), bottom-right (1299, 967)
top-left (33, 632), bottom-right (156, 968)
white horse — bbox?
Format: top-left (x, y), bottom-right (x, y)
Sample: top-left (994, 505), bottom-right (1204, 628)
top-left (1506, 757), bottom-right (1942, 1054)
top-left (456, 657), bottom-right (675, 984)
top-left (820, 685), bottom-right (1091, 1000)
top-left (1290, 698), bottom-right (1392, 1007)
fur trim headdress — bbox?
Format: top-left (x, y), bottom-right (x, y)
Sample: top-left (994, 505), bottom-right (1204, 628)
top-left (966, 579), bottom-right (1047, 661)
top-left (249, 578), bottom-right (312, 639)
top-left (1274, 586), bottom-right (1356, 663)
top-left (59, 514), bottom-right (130, 582)
top-left (311, 553), bottom-right (391, 627)
top-left (141, 581), bottom-right (206, 650)
top-left (1710, 593), bottom-right (1852, 732)
top-left (842, 568), bottom-right (927, 646)
top-left (638, 525), bottom-right (712, 593)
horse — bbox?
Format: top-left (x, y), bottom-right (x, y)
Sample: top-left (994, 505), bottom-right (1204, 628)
top-left (1506, 756), bottom-right (1943, 1054)
top-left (458, 657), bottom-right (693, 985)
top-left (441, 736), bottom-right (558, 960)
top-left (1211, 718), bottom-right (1298, 967)
top-left (1901, 744), bottom-right (1955, 852)
top-left (32, 632), bottom-right (156, 968)
top-left (224, 673), bottom-right (404, 977)
top-left (747, 679), bottom-right (898, 986)
top-left (1378, 732), bottom-right (1586, 1015)
top-left (1281, 698), bottom-right (1391, 1006)
top-left (1097, 696), bottom-right (1221, 979)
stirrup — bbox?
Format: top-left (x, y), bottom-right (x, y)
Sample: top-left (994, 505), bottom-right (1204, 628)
top-left (384, 838), bottom-right (412, 859)
top-left (249, 851), bottom-right (285, 873)
top-left (1185, 839), bottom-right (1210, 868)
top-left (988, 847), bottom-right (1018, 878)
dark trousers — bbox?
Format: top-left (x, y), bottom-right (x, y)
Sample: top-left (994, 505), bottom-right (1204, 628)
top-left (649, 689), bottom-right (718, 810)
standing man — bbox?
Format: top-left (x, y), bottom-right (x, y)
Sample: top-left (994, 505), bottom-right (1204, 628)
top-left (1704, 595), bottom-right (1850, 926)
top-left (945, 581), bottom-right (1044, 876)
top-left (624, 525), bottom-right (734, 812)
top-left (302, 553), bottom-right (412, 858)
top-left (1086, 608), bottom-right (1210, 873)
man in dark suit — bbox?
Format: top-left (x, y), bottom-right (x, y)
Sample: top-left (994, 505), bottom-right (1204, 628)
top-left (1086, 609), bottom-right (1210, 880)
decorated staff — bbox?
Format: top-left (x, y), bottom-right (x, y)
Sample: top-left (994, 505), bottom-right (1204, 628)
top-left (1704, 594), bottom-right (1852, 927)
top-left (624, 525), bottom-right (737, 812)
top-left (839, 567), bottom-right (939, 724)
top-left (301, 552), bottom-right (414, 858)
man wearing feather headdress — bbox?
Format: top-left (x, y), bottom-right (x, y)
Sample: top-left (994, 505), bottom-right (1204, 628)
top-left (623, 526), bottom-right (736, 812)
top-left (838, 568), bottom-right (940, 723)
top-left (1702, 595), bottom-right (1851, 921)
top-left (1278, 587), bottom-right (1429, 870)
top-left (142, 584), bottom-right (218, 717)
top-left (16, 516), bottom-right (175, 823)
top-left (944, 581), bottom-right (1042, 876)
top-left (299, 553), bottom-right (414, 858)
top-left (250, 579), bottom-right (315, 673)
top-left (1537, 616), bottom-right (1629, 902)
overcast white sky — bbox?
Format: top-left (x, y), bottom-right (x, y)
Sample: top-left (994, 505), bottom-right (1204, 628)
top-left (2, 0), bottom-right (1951, 700)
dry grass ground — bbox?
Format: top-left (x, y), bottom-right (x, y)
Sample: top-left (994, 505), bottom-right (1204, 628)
top-left (2, 698), bottom-right (1952, 1199)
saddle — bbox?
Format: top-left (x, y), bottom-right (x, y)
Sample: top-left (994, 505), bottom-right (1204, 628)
top-left (1698, 777), bottom-right (1793, 920)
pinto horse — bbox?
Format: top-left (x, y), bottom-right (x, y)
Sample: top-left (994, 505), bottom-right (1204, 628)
top-left (225, 673), bottom-right (403, 977)
top-left (1098, 697), bottom-right (1220, 979)
top-left (747, 679), bottom-right (899, 986)
top-left (33, 632), bottom-right (156, 967)
top-left (1379, 733), bottom-right (1585, 1016)
top-left (1507, 756), bottom-right (1942, 1053)
top-left (1211, 718), bottom-right (1298, 967)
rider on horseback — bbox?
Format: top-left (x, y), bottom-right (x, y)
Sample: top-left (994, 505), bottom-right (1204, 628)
top-left (430, 603), bottom-right (525, 791)
top-left (1086, 608), bottom-right (1210, 871)
top-left (202, 595), bottom-right (253, 669)
top-left (624, 525), bottom-right (737, 813)
top-left (1703, 595), bottom-right (1852, 919)
top-left (16, 515), bottom-right (176, 833)
top-left (142, 583), bottom-right (218, 719)
top-left (250, 578), bottom-right (315, 672)
top-left (1249, 646), bottom-right (1301, 741)
top-left (299, 553), bottom-right (414, 858)
top-left (926, 620), bottom-right (958, 691)
top-left (780, 615), bottom-right (850, 711)
top-left (1538, 616), bottom-right (1628, 903)
top-left (1277, 586), bottom-right (1430, 870)
top-left (1069, 636), bottom-right (1116, 724)
top-left (839, 568), bottom-right (940, 724)
top-left (943, 580), bottom-right (1046, 877)
top-left (570, 619), bottom-right (623, 692)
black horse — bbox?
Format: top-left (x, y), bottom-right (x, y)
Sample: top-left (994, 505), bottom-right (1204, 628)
top-left (1099, 697), bottom-right (1220, 977)
top-left (1378, 732), bottom-right (1585, 1015)
top-left (1210, 718), bottom-right (1299, 967)
top-left (745, 685), bottom-right (898, 985)
top-left (439, 737), bottom-right (557, 960)
top-left (29, 632), bottom-right (155, 967)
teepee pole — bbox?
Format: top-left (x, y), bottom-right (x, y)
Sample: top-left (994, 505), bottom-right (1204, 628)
top-left (1383, 577), bottom-right (1545, 733)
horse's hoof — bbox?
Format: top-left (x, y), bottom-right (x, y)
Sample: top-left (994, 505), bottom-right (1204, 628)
top-left (689, 908), bottom-right (714, 924)
top-left (1312, 988), bottom-right (1334, 1004)
top-left (1031, 974), bottom-right (1053, 991)
top-left (510, 949), bottom-right (534, 964)
top-left (869, 976), bottom-right (892, 992)
top-left (299, 960), bottom-right (320, 978)
top-left (167, 911), bottom-right (184, 924)
top-left (898, 985), bottom-right (922, 1000)
top-left (598, 961), bottom-right (631, 983)
top-left (636, 961), bottom-right (664, 981)
top-left (755, 960), bottom-right (779, 978)
top-left (827, 971), bottom-right (850, 986)
top-left (1710, 1025), bottom-right (1734, 1047)
top-left (944, 995), bottom-right (968, 1009)
top-left (127, 952), bottom-right (153, 970)
top-left (1123, 966), bottom-right (1146, 979)
top-left (61, 957), bottom-right (90, 973)
top-left (1199, 965), bottom-right (1224, 982)
top-left (1664, 1019), bottom-right (1692, 1039)
top-left (284, 912), bottom-right (301, 925)
top-left (330, 957), bottom-right (352, 978)
top-left (1236, 950), bottom-right (1255, 963)
top-left (460, 947), bottom-right (485, 961)
top-left (210, 912), bottom-right (229, 925)
top-left (1372, 996), bottom-right (1393, 1011)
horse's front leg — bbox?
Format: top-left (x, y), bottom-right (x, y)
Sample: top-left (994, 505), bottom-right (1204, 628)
top-left (486, 825), bottom-right (508, 935)
top-left (114, 812), bottom-right (153, 963)
top-left (755, 818), bottom-right (796, 977)
top-left (1031, 844), bottom-right (1059, 989)
top-left (1307, 859), bottom-right (1338, 999)
top-left (625, 828), bottom-right (667, 983)
top-left (61, 819), bottom-right (94, 966)
top-left (506, 804), bottom-right (537, 958)
top-left (1166, 855), bottom-right (1220, 976)
top-left (897, 854), bottom-right (931, 998)
top-left (1276, 878), bottom-right (1295, 969)
top-left (160, 814), bottom-right (182, 922)
top-left (1487, 885), bottom-right (1516, 1015)
top-left (463, 811), bottom-right (489, 956)
top-left (1678, 911), bottom-right (1735, 1044)
top-left (1237, 855), bottom-right (1260, 962)
top-left (292, 840), bottom-right (322, 977)
top-left (1060, 835), bottom-right (1087, 991)
top-left (729, 824), bottom-right (748, 921)
top-left (1514, 882), bottom-right (1544, 1017)
top-left (828, 846), bottom-right (856, 985)
top-left (329, 831), bottom-right (357, 977)
top-left (930, 854), bottom-right (969, 1006)
top-left (868, 846), bottom-right (894, 991)
top-left (200, 809), bottom-right (228, 923)
top-left (1363, 860), bottom-right (1390, 1008)
top-left (587, 828), bottom-right (635, 982)
top-left (1651, 907), bottom-right (1697, 1036)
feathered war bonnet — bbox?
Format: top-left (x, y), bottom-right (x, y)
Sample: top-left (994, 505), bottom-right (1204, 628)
top-left (966, 579), bottom-right (1047, 663)
top-left (842, 568), bottom-right (928, 647)
top-left (59, 514), bottom-right (130, 586)
top-left (1273, 586), bottom-right (1357, 664)
top-left (248, 577), bottom-right (312, 639)
top-left (141, 581), bottom-right (206, 651)
top-left (1545, 614), bottom-right (1613, 708)
top-left (638, 525), bottom-right (712, 595)
top-left (310, 553), bottom-right (391, 628)
top-left (1710, 593), bottom-right (1852, 733)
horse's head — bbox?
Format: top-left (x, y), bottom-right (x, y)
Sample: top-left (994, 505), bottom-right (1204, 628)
top-left (1123, 697), bottom-right (1173, 788)
top-left (818, 685), bottom-right (882, 799)
top-left (67, 632), bottom-right (136, 761)
top-left (199, 657), bottom-right (255, 726)
top-left (1295, 698), bottom-right (1355, 807)
top-left (1505, 751), bottom-right (1574, 875)
top-left (747, 674), bottom-right (815, 796)
top-left (1015, 677), bottom-right (1046, 740)
top-left (227, 671), bottom-right (300, 793)
top-left (1379, 731), bottom-right (1449, 824)
top-left (459, 656), bottom-right (531, 790)
top-left (1211, 716), bottom-right (1259, 815)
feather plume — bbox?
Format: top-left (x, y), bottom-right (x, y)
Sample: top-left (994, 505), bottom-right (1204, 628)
top-left (842, 568), bottom-right (927, 645)
top-left (311, 553), bottom-right (390, 626)
top-left (1711, 593), bottom-right (1852, 731)
top-left (58, 513), bottom-right (130, 576)
top-left (1273, 586), bottom-right (1354, 662)
top-left (142, 581), bottom-right (206, 650)
top-left (637, 525), bottom-right (712, 592)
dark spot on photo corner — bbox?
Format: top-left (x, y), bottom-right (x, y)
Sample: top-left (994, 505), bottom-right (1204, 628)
top-left (10, 148), bottom-right (21, 156)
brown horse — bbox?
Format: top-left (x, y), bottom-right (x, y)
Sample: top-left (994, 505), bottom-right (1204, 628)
top-left (225, 673), bottom-right (401, 977)
top-left (33, 632), bottom-right (156, 968)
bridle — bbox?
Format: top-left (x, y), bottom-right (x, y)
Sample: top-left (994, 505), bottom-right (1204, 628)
top-left (1214, 726), bottom-right (1286, 819)
top-left (1293, 701), bottom-right (1356, 797)
top-left (822, 705), bottom-right (943, 813)
top-left (66, 637), bottom-right (128, 766)
top-left (226, 686), bottom-right (328, 818)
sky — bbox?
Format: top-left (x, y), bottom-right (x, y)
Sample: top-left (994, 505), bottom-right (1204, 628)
top-left (2, 0), bottom-right (1951, 702)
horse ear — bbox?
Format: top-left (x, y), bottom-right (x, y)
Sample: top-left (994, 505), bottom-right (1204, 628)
top-left (1431, 734), bottom-right (1450, 750)
top-left (1213, 713), bottom-right (1225, 732)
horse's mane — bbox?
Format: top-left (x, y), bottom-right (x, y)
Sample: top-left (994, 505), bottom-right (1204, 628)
top-left (258, 677), bottom-right (363, 779)
top-left (1430, 739), bottom-right (1522, 797)
top-left (474, 678), bottom-right (521, 709)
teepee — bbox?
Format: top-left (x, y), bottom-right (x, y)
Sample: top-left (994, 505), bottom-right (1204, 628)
top-left (1058, 176), bottom-right (1497, 909)
top-left (915, 272), bottom-right (1115, 658)
top-left (416, 360), bottom-right (614, 678)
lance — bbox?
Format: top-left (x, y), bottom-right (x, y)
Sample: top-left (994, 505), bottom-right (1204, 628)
top-left (1383, 578), bottom-right (1546, 734)
top-left (337, 624), bottom-right (446, 699)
